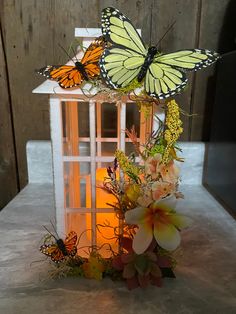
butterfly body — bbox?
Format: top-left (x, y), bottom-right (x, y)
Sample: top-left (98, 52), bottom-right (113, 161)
top-left (40, 230), bottom-right (77, 263)
top-left (56, 238), bottom-right (69, 256)
top-left (74, 61), bottom-right (89, 81)
top-left (100, 7), bottom-right (220, 99)
top-left (137, 46), bottom-right (158, 82)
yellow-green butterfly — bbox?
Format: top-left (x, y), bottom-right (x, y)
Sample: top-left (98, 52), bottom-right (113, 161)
top-left (100, 7), bottom-right (220, 99)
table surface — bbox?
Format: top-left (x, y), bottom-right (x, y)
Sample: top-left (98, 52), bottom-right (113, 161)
top-left (0, 183), bottom-right (236, 314)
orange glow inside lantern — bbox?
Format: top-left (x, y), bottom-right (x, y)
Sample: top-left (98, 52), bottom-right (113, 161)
top-left (62, 100), bottom-right (154, 257)
top-left (86, 168), bottom-right (119, 250)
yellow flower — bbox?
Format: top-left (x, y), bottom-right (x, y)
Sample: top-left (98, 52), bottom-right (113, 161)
top-left (82, 254), bottom-right (105, 280)
top-left (115, 150), bottom-right (140, 177)
top-left (163, 100), bottom-right (183, 164)
top-left (125, 184), bottom-right (141, 202)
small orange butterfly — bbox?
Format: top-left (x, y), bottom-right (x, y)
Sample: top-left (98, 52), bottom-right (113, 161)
top-left (40, 228), bottom-right (77, 263)
top-left (37, 36), bottom-right (105, 88)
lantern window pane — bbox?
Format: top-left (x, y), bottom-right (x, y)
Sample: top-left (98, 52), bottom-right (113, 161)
top-left (95, 213), bottom-right (119, 257)
top-left (126, 103), bottom-right (140, 137)
top-left (62, 101), bottom-right (90, 156)
top-left (100, 142), bottom-right (117, 156)
top-left (100, 103), bottom-right (117, 138)
top-left (66, 212), bottom-right (91, 257)
top-left (95, 165), bottom-right (116, 209)
top-left (64, 161), bottom-right (90, 209)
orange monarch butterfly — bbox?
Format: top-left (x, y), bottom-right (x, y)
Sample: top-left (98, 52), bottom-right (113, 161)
top-left (39, 228), bottom-right (78, 263)
top-left (37, 36), bottom-right (105, 88)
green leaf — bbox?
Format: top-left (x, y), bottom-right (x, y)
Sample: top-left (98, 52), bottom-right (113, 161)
top-left (134, 255), bottom-right (150, 275)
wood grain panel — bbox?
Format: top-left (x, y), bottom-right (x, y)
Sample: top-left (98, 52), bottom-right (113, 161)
top-left (0, 0), bottom-right (232, 193)
top-left (0, 18), bottom-right (18, 209)
top-left (0, 0), bottom-right (54, 187)
top-left (190, 0), bottom-right (230, 140)
top-left (98, 0), bottom-right (153, 43)
top-left (151, 0), bottom-right (201, 140)
top-left (53, 0), bottom-right (100, 64)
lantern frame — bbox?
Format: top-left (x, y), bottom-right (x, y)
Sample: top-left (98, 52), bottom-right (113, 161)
top-left (33, 28), bottom-right (163, 254)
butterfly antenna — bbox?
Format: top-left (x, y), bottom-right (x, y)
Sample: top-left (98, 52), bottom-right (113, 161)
top-left (43, 225), bottom-right (57, 240)
top-left (149, 3), bottom-right (153, 46)
top-left (50, 220), bottom-right (61, 239)
top-left (155, 21), bottom-right (176, 49)
top-left (58, 43), bottom-right (74, 63)
top-left (70, 45), bottom-right (80, 63)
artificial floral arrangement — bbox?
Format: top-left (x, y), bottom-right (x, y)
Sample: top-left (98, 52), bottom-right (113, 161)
top-left (38, 7), bottom-right (219, 290)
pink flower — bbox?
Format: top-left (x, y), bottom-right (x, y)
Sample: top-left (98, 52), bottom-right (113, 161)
top-left (145, 154), bottom-right (180, 184)
top-left (151, 181), bottom-right (175, 201)
top-left (144, 154), bottom-right (162, 179)
top-left (160, 161), bottom-right (179, 182)
top-left (125, 196), bottom-right (192, 254)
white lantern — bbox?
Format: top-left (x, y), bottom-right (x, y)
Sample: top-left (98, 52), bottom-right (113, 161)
top-left (33, 28), bottom-right (162, 256)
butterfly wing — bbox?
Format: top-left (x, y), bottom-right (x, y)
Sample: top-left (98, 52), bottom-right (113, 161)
top-left (145, 64), bottom-right (187, 99)
top-left (100, 48), bottom-right (144, 88)
top-left (81, 36), bottom-right (105, 79)
top-left (145, 49), bottom-right (220, 99)
top-left (64, 231), bottom-right (77, 257)
top-left (100, 7), bottom-right (146, 89)
top-left (40, 243), bottom-right (65, 263)
top-left (101, 7), bottom-right (146, 54)
top-left (37, 65), bottom-right (83, 88)
top-left (156, 49), bottom-right (220, 71)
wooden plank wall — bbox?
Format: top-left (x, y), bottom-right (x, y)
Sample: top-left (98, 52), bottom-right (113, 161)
top-left (0, 17), bottom-right (19, 209)
top-left (0, 0), bottom-right (232, 208)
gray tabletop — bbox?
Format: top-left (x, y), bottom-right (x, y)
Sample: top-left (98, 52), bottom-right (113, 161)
top-left (0, 182), bottom-right (236, 314)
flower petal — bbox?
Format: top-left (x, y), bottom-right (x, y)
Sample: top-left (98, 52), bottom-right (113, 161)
top-left (154, 220), bottom-right (181, 251)
top-left (125, 206), bottom-right (146, 225)
top-left (161, 162), bottom-right (180, 182)
top-left (132, 224), bottom-right (153, 254)
top-left (170, 214), bottom-right (193, 230)
top-left (152, 195), bottom-right (177, 212)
